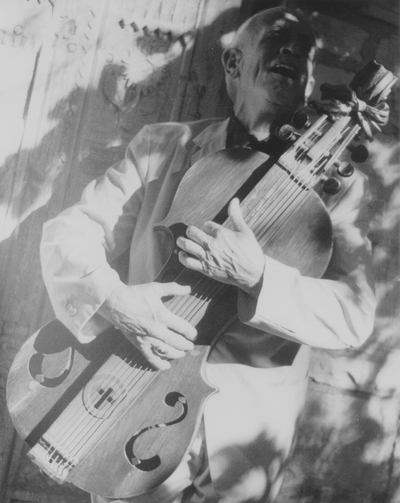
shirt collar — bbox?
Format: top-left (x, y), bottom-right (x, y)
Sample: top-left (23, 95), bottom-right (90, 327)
top-left (191, 115), bottom-right (266, 149)
top-left (190, 119), bottom-right (230, 165)
top-left (192, 119), bottom-right (230, 149)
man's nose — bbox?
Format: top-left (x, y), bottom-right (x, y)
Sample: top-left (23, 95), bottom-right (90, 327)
top-left (280, 42), bottom-right (300, 57)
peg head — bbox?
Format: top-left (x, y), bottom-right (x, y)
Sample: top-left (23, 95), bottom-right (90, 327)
top-left (349, 144), bottom-right (369, 163)
top-left (323, 177), bottom-right (341, 195)
top-left (336, 162), bottom-right (354, 178)
top-left (292, 110), bottom-right (310, 129)
top-left (275, 124), bottom-right (294, 141)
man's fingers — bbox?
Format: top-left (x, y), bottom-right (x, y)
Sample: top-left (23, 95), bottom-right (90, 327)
top-left (186, 225), bottom-right (216, 249)
top-left (228, 198), bottom-right (248, 232)
top-left (125, 332), bottom-right (189, 370)
top-left (139, 336), bottom-right (187, 359)
top-left (138, 335), bottom-right (190, 370)
top-left (176, 236), bottom-right (206, 259)
top-left (139, 342), bottom-right (172, 370)
top-left (162, 307), bottom-right (198, 341)
top-left (158, 281), bottom-right (191, 298)
top-left (154, 284), bottom-right (197, 341)
top-left (202, 221), bottom-right (221, 236)
top-left (103, 282), bottom-right (199, 370)
top-left (130, 282), bottom-right (197, 342)
top-left (141, 320), bottom-right (195, 350)
top-left (178, 251), bottom-right (204, 273)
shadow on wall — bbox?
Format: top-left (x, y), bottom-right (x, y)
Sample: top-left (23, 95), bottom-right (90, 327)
top-left (0, 6), bottom-right (241, 243)
top-left (282, 141), bottom-right (400, 500)
top-left (281, 140), bottom-right (400, 503)
top-left (284, 389), bottom-right (392, 502)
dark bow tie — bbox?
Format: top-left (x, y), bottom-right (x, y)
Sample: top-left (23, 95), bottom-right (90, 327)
top-left (245, 134), bottom-right (289, 157)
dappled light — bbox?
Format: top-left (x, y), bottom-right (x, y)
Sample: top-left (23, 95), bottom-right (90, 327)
top-left (0, 1), bottom-right (399, 503)
top-left (0, 5), bottom-right (240, 243)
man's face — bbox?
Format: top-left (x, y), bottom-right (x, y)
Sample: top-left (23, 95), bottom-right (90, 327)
top-left (237, 10), bottom-right (316, 112)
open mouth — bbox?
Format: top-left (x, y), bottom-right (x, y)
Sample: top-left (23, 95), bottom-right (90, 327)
top-left (270, 64), bottom-right (299, 80)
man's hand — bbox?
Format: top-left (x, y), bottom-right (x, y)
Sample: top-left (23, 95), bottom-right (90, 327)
top-left (177, 198), bottom-right (265, 298)
top-left (98, 282), bottom-right (197, 370)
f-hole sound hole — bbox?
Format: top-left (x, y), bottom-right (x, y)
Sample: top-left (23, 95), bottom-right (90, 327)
top-left (125, 391), bottom-right (188, 472)
top-left (28, 348), bottom-right (75, 388)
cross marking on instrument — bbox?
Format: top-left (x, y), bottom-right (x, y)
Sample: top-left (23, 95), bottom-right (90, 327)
top-left (94, 387), bottom-right (115, 409)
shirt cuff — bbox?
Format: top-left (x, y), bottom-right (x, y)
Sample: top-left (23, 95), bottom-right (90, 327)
top-left (237, 255), bottom-right (300, 337)
top-left (52, 264), bottom-right (122, 343)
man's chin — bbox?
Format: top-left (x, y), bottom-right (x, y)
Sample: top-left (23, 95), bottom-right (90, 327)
top-left (263, 83), bottom-right (304, 111)
top-left (265, 96), bottom-right (300, 112)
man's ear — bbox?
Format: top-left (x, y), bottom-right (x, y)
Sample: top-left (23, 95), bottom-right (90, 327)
top-left (221, 48), bottom-right (242, 79)
top-left (304, 75), bottom-right (315, 101)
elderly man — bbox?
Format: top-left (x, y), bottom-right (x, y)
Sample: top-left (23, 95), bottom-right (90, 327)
top-left (40, 6), bottom-right (375, 503)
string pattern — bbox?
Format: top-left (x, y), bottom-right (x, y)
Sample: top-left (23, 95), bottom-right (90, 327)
top-left (32, 351), bottom-right (157, 478)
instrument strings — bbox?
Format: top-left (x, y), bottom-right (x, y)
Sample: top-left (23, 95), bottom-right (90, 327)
top-left (45, 348), bottom-right (160, 466)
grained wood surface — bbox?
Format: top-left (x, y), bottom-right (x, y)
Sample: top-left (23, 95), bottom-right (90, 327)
top-left (159, 148), bottom-right (270, 228)
top-left (7, 320), bottom-right (215, 498)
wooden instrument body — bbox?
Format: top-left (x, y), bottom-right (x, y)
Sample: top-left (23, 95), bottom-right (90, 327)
top-left (7, 148), bottom-right (333, 498)
top-left (7, 322), bottom-right (214, 497)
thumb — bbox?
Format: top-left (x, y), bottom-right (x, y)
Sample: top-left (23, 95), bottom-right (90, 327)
top-left (159, 282), bottom-right (191, 298)
top-left (228, 198), bottom-right (249, 233)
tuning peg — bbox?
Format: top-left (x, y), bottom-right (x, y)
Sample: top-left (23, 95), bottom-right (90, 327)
top-left (323, 177), bottom-right (342, 195)
top-left (336, 161), bottom-right (354, 177)
top-left (275, 124), bottom-right (294, 141)
top-left (347, 144), bottom-right (369, 163)
top-left (292, 110), bottom-right (311, 129)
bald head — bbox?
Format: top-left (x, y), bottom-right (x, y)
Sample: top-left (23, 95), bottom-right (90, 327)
top-left (230, 7), bottom-right (316, 55)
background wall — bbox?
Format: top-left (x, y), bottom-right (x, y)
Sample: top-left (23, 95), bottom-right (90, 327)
top-left (0, 1), bottom-right (398, 502)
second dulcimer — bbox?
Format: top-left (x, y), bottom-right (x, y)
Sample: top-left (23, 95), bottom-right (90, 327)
top-left (7, 61), bottom-right (397, 498)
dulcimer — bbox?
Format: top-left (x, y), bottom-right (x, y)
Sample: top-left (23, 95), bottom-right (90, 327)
top-left (7, 61), bottom-right (396, 498)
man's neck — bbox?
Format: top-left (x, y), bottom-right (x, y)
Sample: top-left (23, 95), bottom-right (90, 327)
top-left (233, 94), bottom-right (294, 141)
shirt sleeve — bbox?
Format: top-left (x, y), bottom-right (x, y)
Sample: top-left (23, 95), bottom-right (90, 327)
top-left (237, 171), bottom-right (376, 350)
top-left (40, 126), bottom-right (151, 342)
